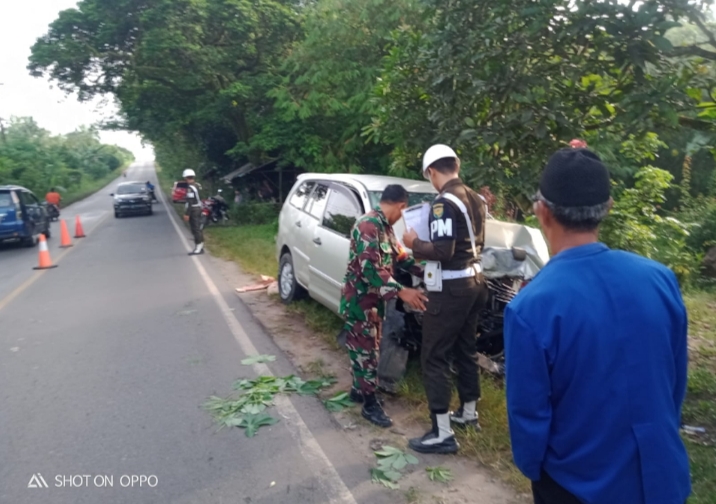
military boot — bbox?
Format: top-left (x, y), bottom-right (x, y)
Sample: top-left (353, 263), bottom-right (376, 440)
top-left (361, 394), bottom-right (392, 428)
top-left (350, 387), bottom-right (384, 405)
top-left (450, 401), bottom-right (481, 430)
top-left (408, 413), bottom-right (459, 454)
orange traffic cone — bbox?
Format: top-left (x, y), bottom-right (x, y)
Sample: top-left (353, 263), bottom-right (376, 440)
top-left (33, 234), bottom-right (58, 270)
top-left (59, 219), bottom-right (73, 248)
top-left (74, 215), bottom-right (86, 238)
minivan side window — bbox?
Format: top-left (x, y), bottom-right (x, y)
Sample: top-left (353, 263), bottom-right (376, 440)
top-left (322, 186), bottom-right (361, 237)
top-left (289, 181), bottom-right (315, 210)
top-left (305, 183), bottom-right (329, 220)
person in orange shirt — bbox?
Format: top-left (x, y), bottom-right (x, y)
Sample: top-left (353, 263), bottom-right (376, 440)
top-left (45, 188), bottom-right (61, 208)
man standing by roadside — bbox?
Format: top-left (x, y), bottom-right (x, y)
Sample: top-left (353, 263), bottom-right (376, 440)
top-left (505, 148), bottom-right (691, 504)
top-left (341, 184), bottom-right (428, 428)
top-left (182, 168), bottom-right (204, 255)
top-left (403, 144), bottom-right (488, 455)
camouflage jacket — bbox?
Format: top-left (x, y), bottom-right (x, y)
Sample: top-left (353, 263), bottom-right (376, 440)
top-left (340, 207), bottom-right (423, 322)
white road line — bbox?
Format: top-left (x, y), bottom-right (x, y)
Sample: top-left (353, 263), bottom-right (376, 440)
top-left (157, 182), bottom-right (358, 504)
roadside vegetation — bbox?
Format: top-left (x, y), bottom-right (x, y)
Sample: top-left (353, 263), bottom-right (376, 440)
top-left (0, 117), bottom-right (134, 199)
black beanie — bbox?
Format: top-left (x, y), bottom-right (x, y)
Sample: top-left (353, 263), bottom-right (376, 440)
top-left (539, 148), bottom-right (611, 207)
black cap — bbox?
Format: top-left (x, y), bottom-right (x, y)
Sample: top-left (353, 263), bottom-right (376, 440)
top-left (539, 148), bottom-right (611, 207)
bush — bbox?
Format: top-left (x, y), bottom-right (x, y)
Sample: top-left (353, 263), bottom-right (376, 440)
top-left (685, 199), bottom-right (716, 253)
top-left (601, 166), bottom-right (701, 286)
top-left (229, 202), bottom-right (280, 226)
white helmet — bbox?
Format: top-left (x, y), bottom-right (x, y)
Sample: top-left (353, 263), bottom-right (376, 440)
top-left (422, 144), bottom-right (458, 173)
top-left (182, 168), bottom-right (196, 178)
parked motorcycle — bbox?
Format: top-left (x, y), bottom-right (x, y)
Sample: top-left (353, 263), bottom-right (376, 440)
top-left (199, 189), bottom-right (230, 229)
top-left (44, 202), bottom-right (60, 221)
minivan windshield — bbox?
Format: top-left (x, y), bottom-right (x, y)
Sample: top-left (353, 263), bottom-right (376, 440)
top-left (369, 191), bottom-right (436, 208)
top-left (117, 184), bottom-right (146, 195)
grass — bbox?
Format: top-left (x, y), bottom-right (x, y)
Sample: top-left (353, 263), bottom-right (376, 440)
top-left (682, 291), bottom-right (716, 504)
top-left (62, 162), bottom-right (131, 206)
top-left (194, 211), bottom-right (716, 502)
top-left (204, 225), bottom-right (278, 278)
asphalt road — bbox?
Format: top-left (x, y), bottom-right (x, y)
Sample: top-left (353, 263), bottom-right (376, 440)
top-left (0, 162), bottom-right (391, 504)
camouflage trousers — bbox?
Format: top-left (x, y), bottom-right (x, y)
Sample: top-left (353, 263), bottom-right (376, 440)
top-left (345, 317), bottom-right (382, 395)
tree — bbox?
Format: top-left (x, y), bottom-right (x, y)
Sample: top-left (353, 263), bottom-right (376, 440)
top-left (29, 0), bottom-right (303, 177)
top-left (258, 0), bottom-right (423, 174)
top-left (368, 0), bottom-right (716, 207)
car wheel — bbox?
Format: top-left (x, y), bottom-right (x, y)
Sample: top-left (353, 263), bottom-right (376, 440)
top-left (147, 207), bottom-right (153, 216)
top-left (115, 211), bottom-right (121, 218)
top-left (278, 252), bottom-right (307, 304)
top-left (44, 224), bottom-right (51, 239)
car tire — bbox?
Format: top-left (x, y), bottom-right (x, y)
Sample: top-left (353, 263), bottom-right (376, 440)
top-left (44, 225), bottom-right (51, 239)
top-left (377, 301), bottom-right (410, 393)
top-left (115, 211), bottom-right (121, 218)
top-left (22, 227), bottom-right (36, 248)
top-left (147, 207), bottom-right (153, 216)
top-left (278, 252), bottom-right (307, 304)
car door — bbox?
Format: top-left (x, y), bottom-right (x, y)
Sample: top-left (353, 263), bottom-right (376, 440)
top-left (308, 183), bottom-right (362, 313)
top-left (18, 190), bottom-right (44, 236)
top-left (279, 180), bottom-right (317, 287)
top-left (0, 190), bottom-right (21, 239)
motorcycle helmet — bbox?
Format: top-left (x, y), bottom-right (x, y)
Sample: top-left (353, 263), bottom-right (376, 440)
top-left (182, 169), bottom-right (196, 178)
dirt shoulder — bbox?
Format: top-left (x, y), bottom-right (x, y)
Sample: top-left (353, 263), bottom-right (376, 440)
top-left (206, 251), bottom-right (524, 504)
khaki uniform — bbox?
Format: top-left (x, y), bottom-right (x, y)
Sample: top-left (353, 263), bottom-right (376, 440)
top-left (411, 178), bottom-right (488, 413)
top-left (185, 183), bottom-right (203, 246)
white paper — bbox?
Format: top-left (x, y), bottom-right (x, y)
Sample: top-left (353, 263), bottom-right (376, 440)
top-left (401, 202), bottom-right (431, 242)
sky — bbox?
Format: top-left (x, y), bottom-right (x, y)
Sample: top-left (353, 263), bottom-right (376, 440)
top-left (0, 0), bottom-right (154, 161)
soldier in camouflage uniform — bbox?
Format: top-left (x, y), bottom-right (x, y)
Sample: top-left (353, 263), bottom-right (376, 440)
top-left (340, 185), bottom-right (428, 428)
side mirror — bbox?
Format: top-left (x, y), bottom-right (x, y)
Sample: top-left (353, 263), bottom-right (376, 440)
top-left (110, 193), bottom-right (115, 197)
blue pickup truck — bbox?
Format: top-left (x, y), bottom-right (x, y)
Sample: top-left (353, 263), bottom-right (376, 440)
top-left (0, 185), bottom-right (52, 247)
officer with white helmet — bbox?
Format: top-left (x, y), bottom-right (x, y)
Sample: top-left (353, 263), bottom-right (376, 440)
top-left (182, 168), bottom-right (204, 255)
top-left (402, 144), bottom-right (488, 454)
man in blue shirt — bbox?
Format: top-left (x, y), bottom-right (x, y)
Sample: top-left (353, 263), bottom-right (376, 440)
top-left (505, 148), bottom-right (691, 504)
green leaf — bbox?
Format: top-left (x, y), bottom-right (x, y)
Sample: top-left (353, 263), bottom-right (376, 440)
top-left (241, 354), bottom-right (276, 365)
top-left (374, 445), bottom-right (419, 471)
top-left (426, 466), bottom-right (453, 483)
top-left (370, 468), bottom-right (400, 489)
top-left (323, 392), bottom-right (355, 412)
top-left (237, 413), bottom-right (279, 438)
top-left (650, 36), bottom-right (673, 53)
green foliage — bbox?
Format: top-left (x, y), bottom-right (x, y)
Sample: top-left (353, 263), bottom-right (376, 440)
top-left (369, 0), bottom-right (716, 200)
top-left (425, 466), bottom-right (453, 484)
top-left (0, 118), bottom-right (133, 196)
top-left (322, 391), bottom-right (354, 412)
top-left (685, 199), bottom-right (716, 252)
top-left (229, 202), bottom-right (279, 226)
top-left (370, 445), bottom-right (419, 490)
top-left (601, 166), bottom-right (700, 284)
top-left (240, 354), bottom-right (277, 366)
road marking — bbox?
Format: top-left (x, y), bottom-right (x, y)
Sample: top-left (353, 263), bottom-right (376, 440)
top-left (158, 183), bottom-right (358, 504)
top-left (0, 211), bottom-right (111, 313)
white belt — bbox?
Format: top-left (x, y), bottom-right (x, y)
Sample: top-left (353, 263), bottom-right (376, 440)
top-left (442, 264), bottom-right (481, 280)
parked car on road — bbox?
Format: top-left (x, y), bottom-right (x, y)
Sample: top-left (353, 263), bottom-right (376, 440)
top-left (0, 185), bottom-right (52, 247)
top-left (275, 173), bottom-right (550, 388)
top-left (111, 182), bottom-right (153, 218)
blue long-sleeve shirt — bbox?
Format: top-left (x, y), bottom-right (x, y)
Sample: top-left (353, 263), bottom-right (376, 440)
top-left (504, 243), bottom-right (690, 504)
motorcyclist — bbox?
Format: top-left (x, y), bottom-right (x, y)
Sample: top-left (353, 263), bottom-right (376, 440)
top-left (145, 181), bottom-right (157, 201)
top-left (45, 188), bottom-right (61, 208)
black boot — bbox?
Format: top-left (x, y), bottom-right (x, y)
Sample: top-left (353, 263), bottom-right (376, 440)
top-left (349, 387), bottom-right (364, 404)
top-left (350, 387), bottom-right (384, 405)
top-left (408, 413), bottom-right (459, 454)
top-left (362, 394), bottom-right (392, 428)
